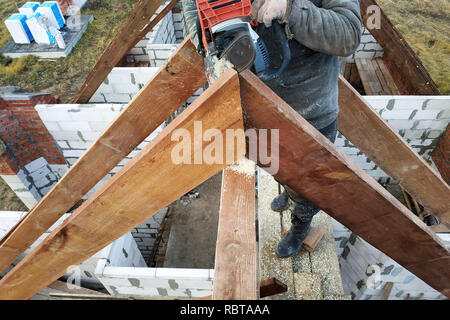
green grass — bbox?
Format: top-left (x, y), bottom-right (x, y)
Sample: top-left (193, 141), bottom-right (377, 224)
top-left (377, 0), bottom-right (450, 94)
top-left (0, 0), bottom-right (139, 102)
top-left (0, 177), bottom-right (27, 211)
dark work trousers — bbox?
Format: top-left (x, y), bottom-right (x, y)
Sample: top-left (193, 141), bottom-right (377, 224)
top-left (281, 119), bottom-right (338, 223)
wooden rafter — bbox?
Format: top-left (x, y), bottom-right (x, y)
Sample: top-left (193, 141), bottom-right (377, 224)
top-left (360, 0), bottom-right (440, 95)
top-left (239, 70), bottom-right (450, 297)
top-left (0, 27), bottom-right (447, 299)
top-left (72, 0), bottom-right (169, 103)
top-left (213, 159), bottom-right (257, 300)
top-left (0, 69), bottom-right (242, 300)
top-left (338, 76), bottom-right (450, 226)
top-left (0, 39), bottom-right (206, 274)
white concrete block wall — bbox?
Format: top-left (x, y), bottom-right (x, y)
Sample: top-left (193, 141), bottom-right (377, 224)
top-left (92, 66), bottom-right (203, 104)
top-left (172, 10), bottom-right (186, 43)
top-left (0, 211), bottom-right (104, 286)
top-left (93, 66), bottom-right (203, 103)
top-left (108, 232), bottom-right (148, 268)
top-left (331, 218), bottom-right (352, 258)
top-left (347, 27), bottom-right (384, 61)
top-left (90, 67), bottom-right (159, 103)
top-left (147, 44), bottom-right (178, 67)
top-left (35, 103), bottom-right (165, 195)
top-left (338, 234), bottom-right (447, 300)
top-left (150, 10), bottom-right (176, 45)
top-left (16, 157), bottom-right (62, 199)
top-left (132, 208), bottom-right (168, 261)
top-left (126, 2), bottom-right (179, 64)
top-left (35, 103), bottom-right (168, 259)
top-left (1, 157), bottom-right (63, 209)
top-left (0, 211), bottom-right (212, 297)
top-left (336, 96), bottom-right (450, 184)
top-left (95, 264), bottom-right (213, 298)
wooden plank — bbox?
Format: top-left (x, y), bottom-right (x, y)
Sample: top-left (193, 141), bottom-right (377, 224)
top-left (0, 69), bottom-right (243, 300)
top-left (355, 58), bottom-right (392, 95)
top-left (375, 58), bottom-right (400, 95)
top-left (213, 159), bottom-right (257, 300)
top-left (72, 0), bottom-right (166, 103)
top-left (355, 59), bottom-right (374, 95)
top-left (281, 226), bottom-right (327, 252)
top-left (239, 70), bottom-right (450, 298)
top-left (259, 278), bottom-right (288, 298)
top-left (360, 0), bottom-right (440, 95)
top-left (370, 59), bottom-right (392, 95)
top-left (338, 76), bottom-right (450, 227)
top-left (0, 39), bottom-right (206, 274)
top-left (363, 59), bottom-right (383, 94)
top-left (302, 226), bottom-right (328, 253)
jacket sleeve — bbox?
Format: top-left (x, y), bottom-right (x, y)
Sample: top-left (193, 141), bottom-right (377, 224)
top-left (281, 0), bottom-right (362, 56)
top-left (181, 0), bottom-right (200, 49)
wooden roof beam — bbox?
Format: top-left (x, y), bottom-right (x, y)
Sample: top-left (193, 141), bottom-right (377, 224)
top-left (0, 68), bottom-right (240, 300)
top-left (360, 0), bottom-right (440, 95)
top-left (338, 76), bottom-right (450, 226)
top-left (239, 70), bottom-right (450, 297)
top-left (213, 159), bottom-right (258, 300)
top-left (0, 39), bottom-right (205, 275)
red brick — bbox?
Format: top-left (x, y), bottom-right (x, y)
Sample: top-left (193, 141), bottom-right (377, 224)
top-left (0, 93), bottom-right (65, 173)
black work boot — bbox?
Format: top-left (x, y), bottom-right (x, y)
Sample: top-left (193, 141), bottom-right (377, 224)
top-left (276, 216), bottom-right (312, 258)
top-left (270, 190), bottom-right (290, 212)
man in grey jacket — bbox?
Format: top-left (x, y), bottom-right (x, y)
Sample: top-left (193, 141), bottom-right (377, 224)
top-left (181, 0), bottom-right (362, 258)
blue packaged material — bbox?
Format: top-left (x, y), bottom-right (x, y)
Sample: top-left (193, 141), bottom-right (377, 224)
top-left (38, 1), bottom-right (65, 29)
top-left (26, 12), bottom-right (56, 45)
top-left (19, 2), bottom-right (40, 18)
top-left (5, 13), bottom-right (34, 43)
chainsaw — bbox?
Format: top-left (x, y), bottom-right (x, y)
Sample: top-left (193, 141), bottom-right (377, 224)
top-left (195, 0), bottom-right (291, 82)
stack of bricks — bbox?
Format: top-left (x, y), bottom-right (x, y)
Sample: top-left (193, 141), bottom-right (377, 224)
top-left (0, 89), bottom-right (65, 176)
top-left (432, 124), bottom-right (449, 185)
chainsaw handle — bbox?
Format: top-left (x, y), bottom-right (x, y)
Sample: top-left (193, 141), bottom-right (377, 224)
top-left (259, 21), bottom-right (291, 81)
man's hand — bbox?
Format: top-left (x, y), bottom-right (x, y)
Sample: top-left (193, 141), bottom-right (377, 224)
top-left (251, 0), bottom-right (288, 27)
